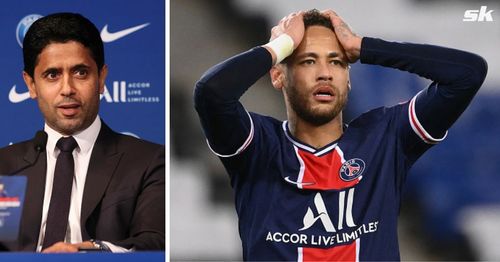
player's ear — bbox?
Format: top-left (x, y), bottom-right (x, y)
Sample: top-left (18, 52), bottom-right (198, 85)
top-left (270, 65), bottom-right (286, 90)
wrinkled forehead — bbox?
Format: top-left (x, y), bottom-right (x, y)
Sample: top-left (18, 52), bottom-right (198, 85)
top-left (290, 25), bottom-right (347, 61)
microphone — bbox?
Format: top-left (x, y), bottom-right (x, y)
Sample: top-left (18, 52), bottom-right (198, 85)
top-left (33, 130), bottom-right (48, 153)
top-left (10, 130), bottom-right (47, 175)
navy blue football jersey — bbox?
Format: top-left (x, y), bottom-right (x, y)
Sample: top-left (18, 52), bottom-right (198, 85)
top-left (207, 95), bottom-right (442, 260)
top-left (194, 37), bottom-right (487, 261)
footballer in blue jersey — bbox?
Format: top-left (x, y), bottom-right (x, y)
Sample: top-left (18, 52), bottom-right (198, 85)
top-left (194, 9), bottom-right (487, 261)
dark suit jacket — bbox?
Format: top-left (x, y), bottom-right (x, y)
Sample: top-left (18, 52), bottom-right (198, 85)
top-left (0, 123), bottom-right (165, 251)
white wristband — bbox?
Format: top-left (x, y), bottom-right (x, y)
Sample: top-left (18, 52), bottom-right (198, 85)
top-left (264, 34), bottom-right (294, 65)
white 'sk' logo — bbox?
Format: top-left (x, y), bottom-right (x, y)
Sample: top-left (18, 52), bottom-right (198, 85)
top-left (299, 189), bottom-right (356, 232)
top-left (463, 6), bottom-right (494, 22)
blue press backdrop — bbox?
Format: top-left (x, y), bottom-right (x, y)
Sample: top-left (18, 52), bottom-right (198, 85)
top-left (0, 0), bottom-right (165, 146)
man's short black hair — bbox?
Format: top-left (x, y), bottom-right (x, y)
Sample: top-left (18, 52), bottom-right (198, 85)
top-left (23, 12), bottom-right (105, 78)
top-left (303, 9), bottom-right (334, 31)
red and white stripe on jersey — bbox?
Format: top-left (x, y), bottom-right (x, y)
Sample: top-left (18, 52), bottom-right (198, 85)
top-left (282, 121), bottom-right (362, 190)
top-left (408, 93), bottom-right (447, 144)
top-left (297, 238), bottom-right (360, 262)
top-left (206, 110), bottom-right (254, 157)
top-left (290, 145), bottom-right (362, 190)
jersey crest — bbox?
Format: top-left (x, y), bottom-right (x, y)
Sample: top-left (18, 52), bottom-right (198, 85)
top-left (339, 158), bottom-right (365, 182)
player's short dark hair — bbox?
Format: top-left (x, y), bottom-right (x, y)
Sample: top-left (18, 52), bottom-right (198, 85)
top-left (23, 12), bottom-right (105, 78)
top-left (303, 9), bottom-right (334, 31)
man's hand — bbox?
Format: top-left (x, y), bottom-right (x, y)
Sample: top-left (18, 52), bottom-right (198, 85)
top-left (41, 241), bottom-right (95, 253)
top-left (322, 10), bottom-right (362, 63)
top-left (270, 11), bottom-right (305, 49)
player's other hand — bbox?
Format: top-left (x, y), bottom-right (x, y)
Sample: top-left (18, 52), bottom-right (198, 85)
top-left (270, 11), bottom-right (305, 49)
top-left (321, 9), bottom-right (362, 63)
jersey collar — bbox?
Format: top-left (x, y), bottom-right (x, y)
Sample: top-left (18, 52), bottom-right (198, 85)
top-left (282, 121), bottom-right (341, 157)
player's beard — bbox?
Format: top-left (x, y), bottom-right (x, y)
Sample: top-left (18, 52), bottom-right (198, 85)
top-left (285, 84), bottom-right (348, 126)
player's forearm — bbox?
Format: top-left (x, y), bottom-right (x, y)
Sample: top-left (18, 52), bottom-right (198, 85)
top-left (359, 37), bottom-right (487, 90)
top-left (361, 37), bottom-right (488, 140)
top-left (194, 47), bottom-right (272, 155)
top-left (194, 47), bottom-right (273, 107)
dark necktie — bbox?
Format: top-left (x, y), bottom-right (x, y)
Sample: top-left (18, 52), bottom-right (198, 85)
top-left (42, 136), bottom-right (78, 250)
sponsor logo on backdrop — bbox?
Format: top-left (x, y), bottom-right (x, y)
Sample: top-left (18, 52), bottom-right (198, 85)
top-left (101, 81), bottom-right (160, 103)
top-left (100, 23), bottom-right (150, 43)
top-left (7, 81), bottom-right (160, 104)
top-left (120, 132), bottom-right (140, 138)
top-left (9, 85), bottom-right (31, 103)
top-left (16, 14), bottom-right (42, 47)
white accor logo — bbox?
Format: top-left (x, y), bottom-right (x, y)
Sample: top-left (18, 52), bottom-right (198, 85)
top-left (101, 81), bottom-right (127, 103)
top-left (100, 23), bottom-right (150, 43)
top-left (299, 189), bottom-right (356, 232)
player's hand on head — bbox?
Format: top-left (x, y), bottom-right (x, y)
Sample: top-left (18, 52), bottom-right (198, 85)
top-left (270, 11), bottom-right (305, 49)
top-left (321, 9), bottom-right (362, 63)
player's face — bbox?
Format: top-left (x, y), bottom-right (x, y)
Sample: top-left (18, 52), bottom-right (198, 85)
top-left (23, 41), bottom-right (108, 135)
top-left (282, 26), bottom-right (350, 126)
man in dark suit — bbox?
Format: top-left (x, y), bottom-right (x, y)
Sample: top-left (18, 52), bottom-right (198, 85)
top-left (0, 13), bottom-right (164, 252)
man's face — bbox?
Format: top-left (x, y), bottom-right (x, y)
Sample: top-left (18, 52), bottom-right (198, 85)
top-left (279, 25), bottom-right (350, 126)
top-left (23, 41), bottom-right (107, 135)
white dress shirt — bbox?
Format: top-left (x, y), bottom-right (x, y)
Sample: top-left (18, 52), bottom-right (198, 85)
top-left (36, 116), bottom-right (127, 252)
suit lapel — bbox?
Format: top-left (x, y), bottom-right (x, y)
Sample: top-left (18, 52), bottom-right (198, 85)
top-left (18, 141), bottom-right (47, 251)
top-left (80, 123), bottom-right (122, 239)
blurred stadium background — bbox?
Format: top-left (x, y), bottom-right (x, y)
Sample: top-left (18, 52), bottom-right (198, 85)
top-left (170, 0), bottom-right (500, 260)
